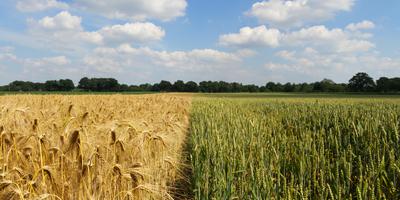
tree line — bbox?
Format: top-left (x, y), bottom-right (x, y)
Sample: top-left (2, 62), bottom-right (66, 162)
top-left (0, 73), bottom-right (399, 93)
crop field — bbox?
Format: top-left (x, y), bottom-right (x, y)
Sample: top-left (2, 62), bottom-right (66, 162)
top-left (0, 93), bottom-right (399, 200)
top-left (0, 94), bottom-right (191, 200)
top-left (190, 96), bottom-right (400, 199)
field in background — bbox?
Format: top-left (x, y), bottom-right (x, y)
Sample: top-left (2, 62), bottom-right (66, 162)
top-left (190, 96), bottom-right (400, 199)
top-left (0, 91), bottom-right (157, 96)
top-left (197, 92), bottom-right (400, 99)
top-left (0, 94), bottom-right (191, 200)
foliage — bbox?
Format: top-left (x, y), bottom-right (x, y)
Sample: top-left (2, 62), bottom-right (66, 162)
top-left (348, 72), bottom-right (376, 92)
top-left (78, 77), bottom-right (120, 91)
top-left (0, 72), bottom-right (400, 93)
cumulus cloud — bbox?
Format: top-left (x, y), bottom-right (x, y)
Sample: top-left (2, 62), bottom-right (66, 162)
top-left (75, 0), bottom-right (187, 21)
top-left (247, 0), bottom-right (355, 28)
top-left (87, 44), bottom-right (242, 71)
top-left (265, 48), bottom-right (400, 82)
top-left (0, 52), bottom-right (76, 79)
top-left (20, 56), bottom-right (71, 71)
top-left (30, 11), bottom-right (82, 31)
top-left (346, 20), bottom-right (375, 31)
top-left (219, 26), bottom-right (281, 47)
top-left (284, 25), bottom-right (375, 53)
top-left (220, 25), bottom-right (375, 53)
top-left (98, 23), bottom-right (165, 45)
top-left (27, 12), bottom-right (166, 49)
top-left (16, 0), bottom-right (68, 12)
top-left (27, 11), bottom-right (101, 49)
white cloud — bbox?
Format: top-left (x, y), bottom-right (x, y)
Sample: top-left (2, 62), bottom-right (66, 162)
top-left (40, 56), bottom-right (70, 65)
top-left (0, 54), bottom-right (80, 83)
top-left (0, 46), bottom-right (15, 53)
top-left (24, 56), bottom-right (70, 68)
top-left (247, 0), bottom-right (355, 28)
top-left (27, 12), bottom-right (101, 49)
top-left (16, 0), bottom-right (68, 12)
top-left (284, 25), bottom-right (375, 53)
top-left (346, 20), bottom-right (375, 31)
top-left (83, 56), bottom-right (123, 73)
top-left (98, 23), bottom-right (165, 45)
top-left (88, 44), bottom-right (242, 71)
top-left (1, 54), bottom-right (76, 79)
top-left (0, 53), bottom-right (17, 61)
top-left (266, 48), bottom-right (400, 82)
top-left (27, 12), bottom-right (167, 48)
top-left (75, 0), bottom-right (187, 21)
top-left (78, 32), bottom-right (104, 45)
top-left (220, 25), bottom-right (375, 53)
top-left (336, 40), bottom-right (375, 53)
top-left (31, 11), bottom-right (82, 31)
top-left (0, 46), bottom-right (17, 64)
top-left (219, 26), bottom-right (281, 47)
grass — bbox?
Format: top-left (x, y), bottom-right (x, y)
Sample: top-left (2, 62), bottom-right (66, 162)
top-left (196, 92), bottom-right (400, 99)
top-left (190, 96), bottom-right (400, 199)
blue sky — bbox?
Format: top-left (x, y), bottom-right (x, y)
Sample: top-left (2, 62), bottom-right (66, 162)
top-left (0, 0), bottom-right (399, 85)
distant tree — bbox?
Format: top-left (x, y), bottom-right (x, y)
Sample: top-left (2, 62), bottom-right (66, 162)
top-left (313, 79), bottom-right (344, 92)
top-left (44, 79), bottom-right (74, 91)
top-left (78, 77), bottom-right (90, 90)
top-left (184, 81), bottom-right (199, 92)
top-left (259, 86), bottom-right (267, 92)
top-left (173, 80), bottom-right (185, 92)
top-left (59, 79), bottom-right (75, 91)
top-left (377, 77), bottom-right (391, 93)
top-left (231, 82), bottom-right (242, 93)
top-left (299, 83), bottom-right (313, 92)
top-left (377, 77), bottom-right (400, 92)
top-left (159, 80), bottom-right (172, 92)
top-left (217, 81), bottom-right (230, 92)
top-left (151, 83), bottom-right (160, 91)
top-left (44, 80), bottom-right (59, 91)
top-left (199, 81), bottom-right (217, 93)
top-left (246, 84), bottom-right (259, 93)
top-left (266, 82), bottom-right (276, 92)
top-left (128, 85), bottom-right (142, 91)
top-left (119, 84), bottom-right (129, 91)
top-left (8, 81), bottom-right (34, 91)
top-left (139, 83), bottom-right (152, 91)
top-left (78, 77), bottom-right (119, 91)
top-left (348, 72), bottom-right (376, 92)
top-left (283, 83), bottom-right (295, 92)
top-left (392, 78), bottom-right (400, 92)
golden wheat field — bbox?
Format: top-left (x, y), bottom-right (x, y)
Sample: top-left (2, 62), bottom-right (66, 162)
top-left (0, 94), bottom-right (191, 200)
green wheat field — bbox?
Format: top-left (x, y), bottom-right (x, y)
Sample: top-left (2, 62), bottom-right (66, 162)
top-left (190, 95), bottom-right (400, 199)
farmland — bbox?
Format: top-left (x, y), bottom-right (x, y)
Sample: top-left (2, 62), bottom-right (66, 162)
top-left (0, 94), bottom-right (191, 199)
top-left (190, 96), bottom-right (400, 199)
top-left (0, 93), bottom-right (399, 199)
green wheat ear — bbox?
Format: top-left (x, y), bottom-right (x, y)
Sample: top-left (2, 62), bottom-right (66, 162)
top-left (190, 97), bottom-right (400, 199)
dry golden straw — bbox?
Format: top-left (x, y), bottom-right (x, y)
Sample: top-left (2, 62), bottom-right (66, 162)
top-left (0, 94), bottom-right (191, 200)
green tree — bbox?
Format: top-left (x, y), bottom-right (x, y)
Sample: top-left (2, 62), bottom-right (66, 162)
top-left (78, 77), bottom-right (90, 90)
top-left (159, 80), bottom-right (172, 92)
top-left (173, 80), bottom-right (185, 92)
top-left (59, 79), bottom-right (75, 91)
top-left (376, 77), bottom-right (390, 92)
top-left (348, 72), bottom-right (376, 92)
top-left (184, 81), bottom-right (199, 92)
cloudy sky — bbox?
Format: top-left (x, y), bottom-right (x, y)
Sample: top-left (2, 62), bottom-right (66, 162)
top-left (0, 0), bottom-right (399, 85)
